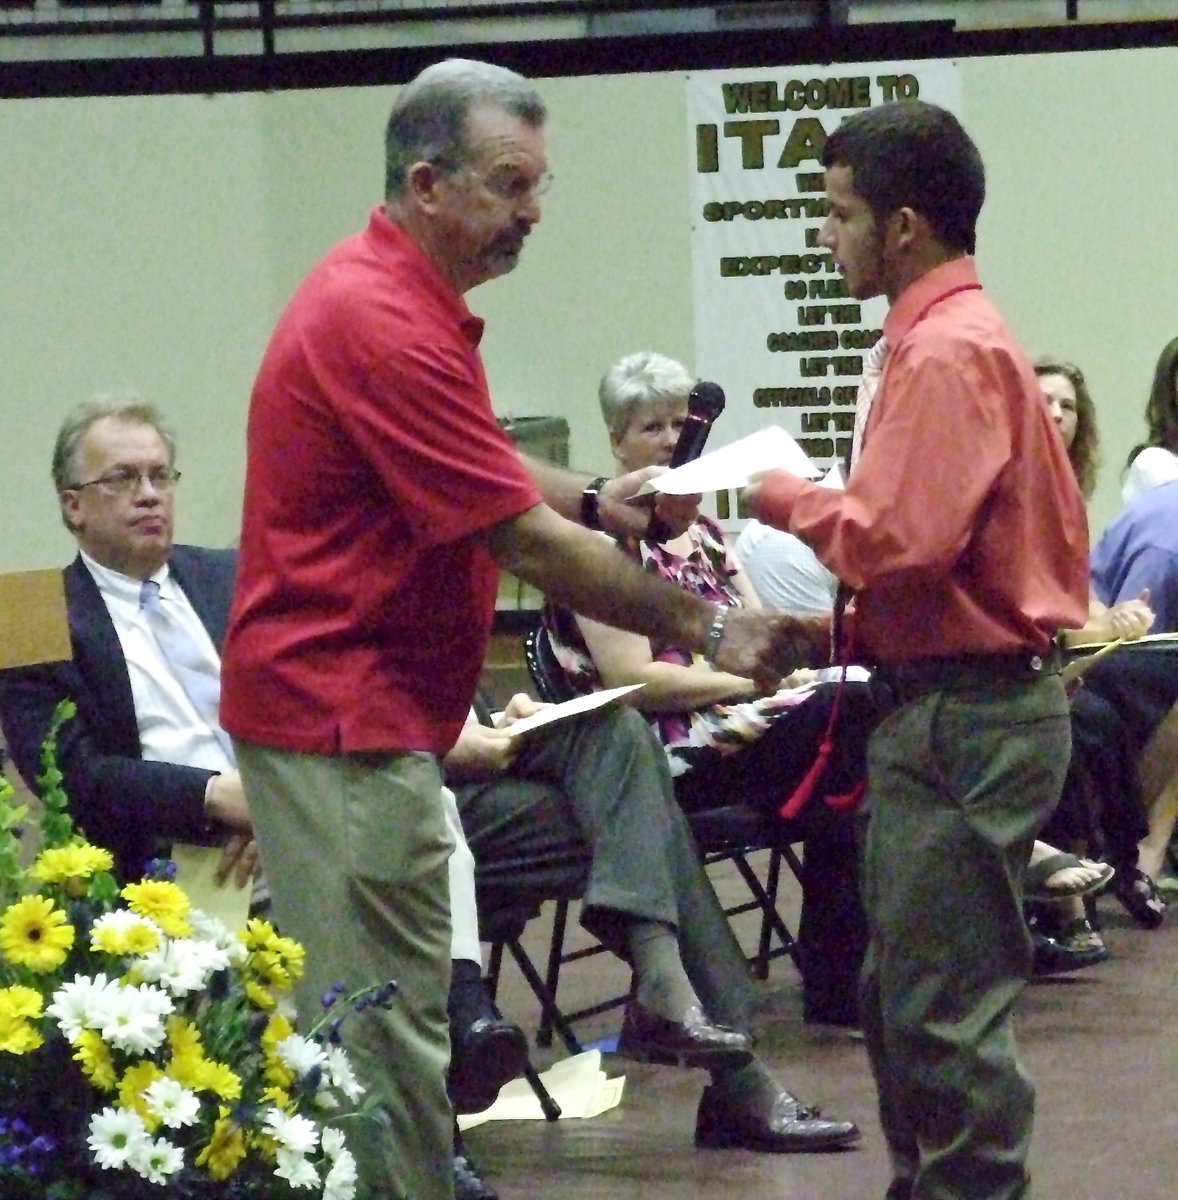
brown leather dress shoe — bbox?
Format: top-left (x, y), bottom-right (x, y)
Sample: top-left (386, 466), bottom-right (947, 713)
top-left (616, 1000), bottom-right (753, 1069)
top-left (695, 1082), bottom-right (861, 1152)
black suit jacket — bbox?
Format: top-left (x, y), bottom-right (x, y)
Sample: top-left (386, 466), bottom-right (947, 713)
top-left (0, 545), bottom-right (237, 880)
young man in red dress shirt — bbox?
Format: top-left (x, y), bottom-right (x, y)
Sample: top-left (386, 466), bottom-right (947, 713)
top-left (745, 101), bottom-right (1090, 1200)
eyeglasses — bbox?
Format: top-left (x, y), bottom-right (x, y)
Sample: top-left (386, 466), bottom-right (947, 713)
top-left (67, 467), bottom-right (182, 495)
top-left (474, 166), bottom-right (553, 203)
top-left (435, 158), bottom-right (553, 204)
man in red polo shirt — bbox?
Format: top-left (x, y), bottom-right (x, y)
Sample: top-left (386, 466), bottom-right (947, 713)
top-left (746, 102), bottom-right (1089, 1200)
top-left (222, 59), bottom-right (812, 1200)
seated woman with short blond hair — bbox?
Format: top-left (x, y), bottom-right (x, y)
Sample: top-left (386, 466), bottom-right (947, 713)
top-left (543, 350), bottom-right (877, 1026)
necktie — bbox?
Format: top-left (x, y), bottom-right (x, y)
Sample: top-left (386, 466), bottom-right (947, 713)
top-left (849, 335), bottom-right (890, 471)
top-left (140, 579), bottom-right (235, 764)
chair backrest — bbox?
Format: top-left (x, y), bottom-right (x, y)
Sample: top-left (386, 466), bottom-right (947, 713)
top-left (524, 620), bottom-right (576, 705)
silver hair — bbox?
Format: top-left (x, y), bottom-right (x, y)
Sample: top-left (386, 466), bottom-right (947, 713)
top-left (598, 351), bottom-right (696, 440)
top-left (384, 58), bottom-right (546, 198)
top-left (52, 394), bottom-right (176, 530)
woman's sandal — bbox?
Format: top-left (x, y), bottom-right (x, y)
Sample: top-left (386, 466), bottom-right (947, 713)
top-left (1110, 865), bottom-right (1167, 929)
top-left (1025, 853), bottom-right (1115, 903)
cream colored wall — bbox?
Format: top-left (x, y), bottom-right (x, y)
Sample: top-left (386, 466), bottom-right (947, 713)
top-left (963, 46), bottom-right (1178, 535)
top-left (1, 48), bottom-right (1173, 573)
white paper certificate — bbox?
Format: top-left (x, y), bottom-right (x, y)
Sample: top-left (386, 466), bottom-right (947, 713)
top-left (633, 426), bottom-right (821, 496)
top-left (501, 684), bottom-right (645, 738)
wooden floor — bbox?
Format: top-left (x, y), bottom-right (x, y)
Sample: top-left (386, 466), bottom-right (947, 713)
top-left (470, 855), bottom-right (1178, 1200)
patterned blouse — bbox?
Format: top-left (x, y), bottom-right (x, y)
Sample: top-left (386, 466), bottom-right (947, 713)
top-left (542, 516), bottom-right (817, 778)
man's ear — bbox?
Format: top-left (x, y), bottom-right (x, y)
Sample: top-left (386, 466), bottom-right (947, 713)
top-left (890, 205), bottom-right (932, 253)
top-left (405, 160), bottom-right (446, 213)
top-left (59, 491), bottom-right (81, 535)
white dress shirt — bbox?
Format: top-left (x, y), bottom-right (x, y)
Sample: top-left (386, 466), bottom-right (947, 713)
top-left (81, 551), bottom-right (233, 775)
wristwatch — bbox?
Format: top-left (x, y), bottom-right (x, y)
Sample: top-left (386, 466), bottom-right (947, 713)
top-left (580, 476), bottom-right (610, 531)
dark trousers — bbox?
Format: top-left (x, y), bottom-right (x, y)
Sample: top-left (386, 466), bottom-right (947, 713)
top-left (861, 670), bottom-right (1071, 1200)
top-left (674, 681), bottom-right (877, 1024)
top-left (1047, 646), bottom-right (1178, 864)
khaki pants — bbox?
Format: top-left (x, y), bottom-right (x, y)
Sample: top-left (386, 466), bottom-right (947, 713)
top-left (236, 741), bottom-right (455, 1200)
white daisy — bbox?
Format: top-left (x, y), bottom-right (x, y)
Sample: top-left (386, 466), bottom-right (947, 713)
top-left (275, 1145), bottom-right (319, 1189)
top-left (264, 1107), bottom-right (320, 1156)
top-left (276, 1032), bottom-right (327, 1079)
top-left (48, 973), bottom-right (118, 1043)
top-left (323, 1046), bottom-right (365, 1104)
top-left (188, 909), bottom-right (249, 966)
top-left (320, 1127), bottom-right (347, 1160)
top-left (143, 1076), bottom-right (201, 1128)
top-left (87, 1106), bottom-right (151, 1170)
top-left (322, 1145), bottom-right (358, 1200)
top-left (97, 981), bottom-right (174, 1053)
top-left (134, 936), bottom-right (228, 996)
top-left (129, 1135), bottom-right (185, 1184)
top-left (89, 908), bottom-right (161, 952)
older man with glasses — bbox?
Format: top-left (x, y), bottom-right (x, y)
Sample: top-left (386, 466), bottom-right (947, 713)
top-left (0, 397), bottom-right (255, 888)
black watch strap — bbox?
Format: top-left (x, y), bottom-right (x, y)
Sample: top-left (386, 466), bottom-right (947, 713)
top-left (580, 476), bottom-right (610, 531)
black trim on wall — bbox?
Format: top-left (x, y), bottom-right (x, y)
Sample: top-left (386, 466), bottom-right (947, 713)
top-left (2, 16), bottom-right (1177, 99)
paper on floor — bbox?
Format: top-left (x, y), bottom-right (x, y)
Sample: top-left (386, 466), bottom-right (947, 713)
top-left (456, 1050), bottom-right (626, 1130)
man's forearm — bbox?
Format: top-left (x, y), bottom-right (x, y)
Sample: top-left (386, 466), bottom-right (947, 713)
top-left (489, 502), bottom-right (712, 651)
top-left (520, 454), bottom-right (595, 523)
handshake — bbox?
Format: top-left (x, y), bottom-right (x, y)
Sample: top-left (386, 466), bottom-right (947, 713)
top-left (707, 608), bottom-right (832, 693)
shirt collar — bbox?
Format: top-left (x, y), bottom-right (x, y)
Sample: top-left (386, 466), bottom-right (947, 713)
top-left (80, 549), bottom-right (172, 606)
top-left (363, 205), bottom-right (485, 347)
top-left (883, 256), bottom-right (980, 346)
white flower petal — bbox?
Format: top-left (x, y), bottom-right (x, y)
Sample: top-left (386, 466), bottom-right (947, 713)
top-left (87, 1106), bottom-right (151, 1170)
top-left (275, 1145), bottom-right (319, 1188)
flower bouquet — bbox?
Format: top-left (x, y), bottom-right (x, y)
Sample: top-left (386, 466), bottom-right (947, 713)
top-left (0, 702), bottom-right (386, 1199)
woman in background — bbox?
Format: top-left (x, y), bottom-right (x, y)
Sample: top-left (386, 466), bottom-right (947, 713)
top-left (1036, 356), bottom-right (1174, 933)
top-left (544, 350), bottom-right (876, 1027)
top-left (1122, 335), bottom-right (1178, 506)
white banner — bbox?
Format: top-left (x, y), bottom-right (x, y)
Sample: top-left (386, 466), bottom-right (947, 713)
top-left (686, 61), bottom-right (961, 524)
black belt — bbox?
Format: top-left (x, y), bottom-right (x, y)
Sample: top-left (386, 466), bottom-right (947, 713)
top-left (874, 647), bottom-right (1062, 703)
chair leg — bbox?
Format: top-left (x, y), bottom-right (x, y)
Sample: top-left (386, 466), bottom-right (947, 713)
top-left (537, 897), bottom-right (571, 1049)
top-left (485, 940), bottom-right (505, 1005)
top-left (508, 939), bottom-right (584, 1057)
top-left (731, 851), bottom-right (801, 973)
top-left (754, 847), bottom-right (784, 978)
top-left (488, 999), bottom-right (562, 1122)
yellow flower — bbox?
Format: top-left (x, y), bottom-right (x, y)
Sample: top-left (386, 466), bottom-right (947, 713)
top-left (245, 980), bottom-right (276, 1011)
top-left (263, 1010), bottom-right (295, 1048)
top-left (195, 1112), bottom-right (247, 1181)
top-left (242, 917), bottom-right (281, 949)
top-left (73, 1028), bottom-right (117, 1090)
top-left (166, 1017), bottom-right (207, 1089)
top-left (0, 894), bottom-right (75, 972)
top-left (0, 984), bottom-right (44, 1054)
top-left (29, 843), bottom-right (114, 894)
top-left (0, 984), bottom-right (42, 1021)
top-left (120, 880), bottom-right (191, 938)
top-left (0, 1016), bottom-right (42, 1054)
top-left (167, 1015), bottom-right (204, 1059)
top-left (119, 1060), bottom-right (165, 1129)
top-left (260, 1011), bottom-right (296, 1088)
top-left (195, 1058), bottom-right (242, 1102)
top-left (261, 1084), bottom-right (293, 1110)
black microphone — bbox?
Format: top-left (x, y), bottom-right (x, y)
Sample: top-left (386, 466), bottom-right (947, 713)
top-left (669, 381), bottom-right (727, 467)
top-left (645, 381), bottom-right (726, 544)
